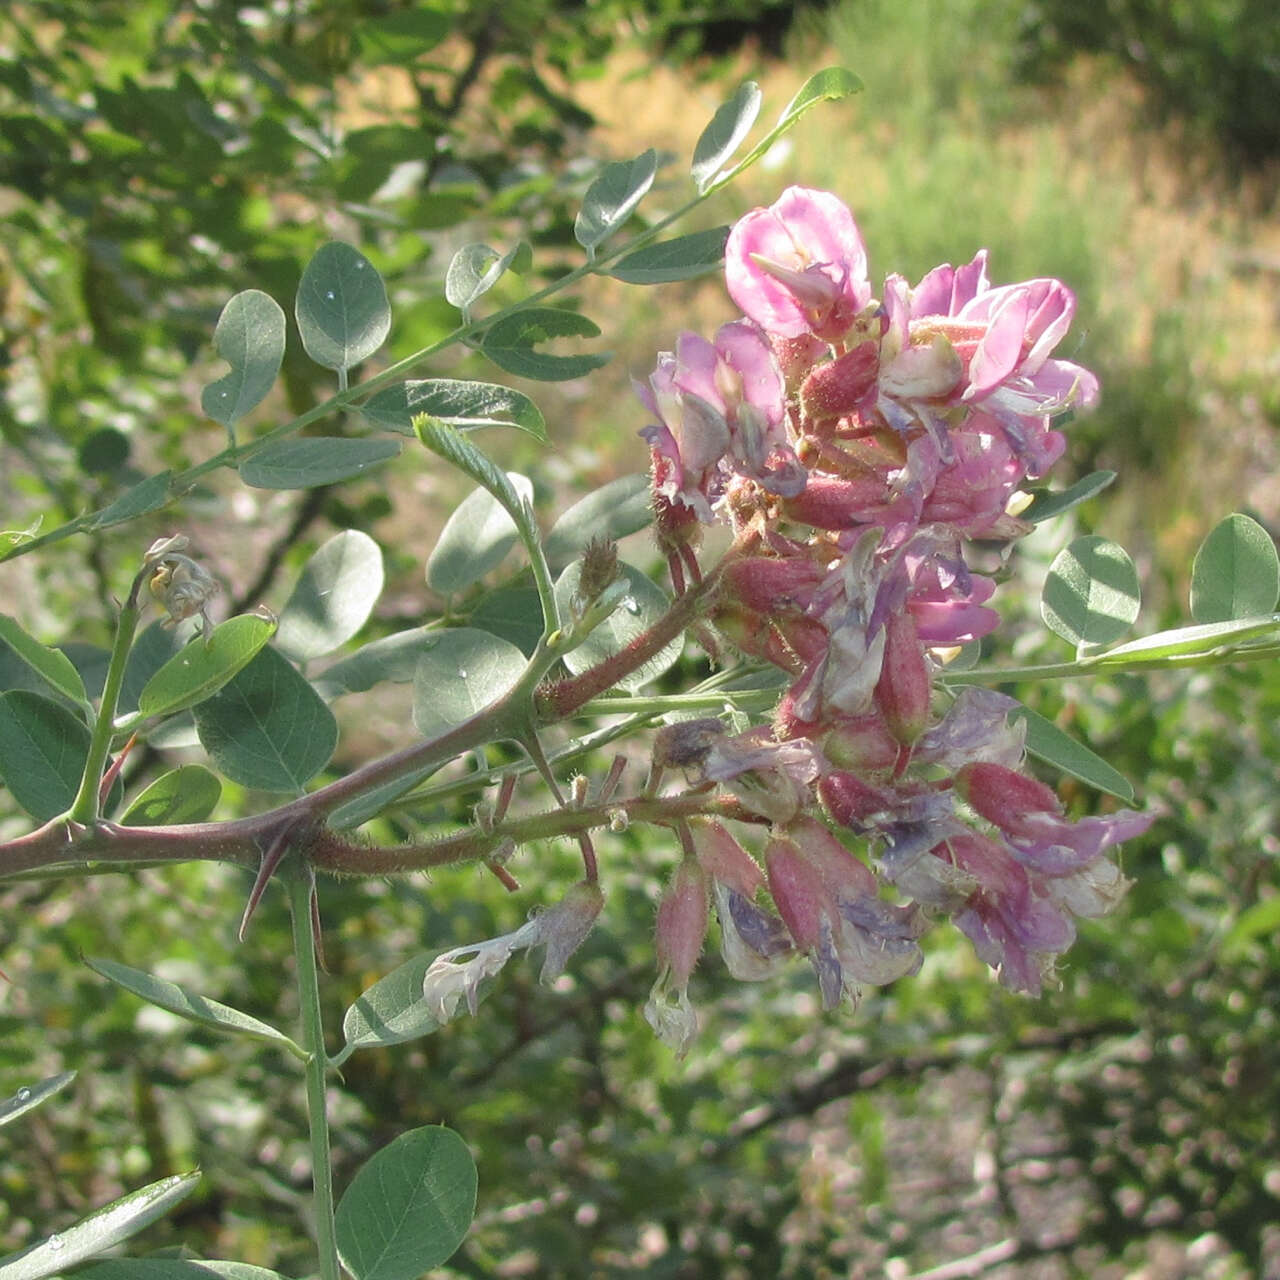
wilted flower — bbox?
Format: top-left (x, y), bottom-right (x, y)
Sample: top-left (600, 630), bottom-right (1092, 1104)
top-left (145, 539), bottom-right (218, 639)
top-left (644, 857), bottom-right (710, 1057)
top-left (421, 881), bottom-right (603, 1022)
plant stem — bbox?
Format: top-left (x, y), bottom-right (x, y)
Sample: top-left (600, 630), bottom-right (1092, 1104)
top-left (286, 863), bottom-right (343, 1280)
top-left (68, 576), bottom-right (144, 824)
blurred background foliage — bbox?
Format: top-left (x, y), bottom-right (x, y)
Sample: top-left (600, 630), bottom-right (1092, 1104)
top-left (1, 0), bottom-right (1278, 1276)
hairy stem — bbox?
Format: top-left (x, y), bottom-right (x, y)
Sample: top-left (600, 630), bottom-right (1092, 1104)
top-left (286, 863), bottom-right (343, 1280)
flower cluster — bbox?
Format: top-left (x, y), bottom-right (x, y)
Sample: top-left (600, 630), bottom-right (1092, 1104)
top-left (638, 187), bottom-right (1152, 1051)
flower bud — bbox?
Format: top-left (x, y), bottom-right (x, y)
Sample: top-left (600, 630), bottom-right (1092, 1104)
top-left (798, 340), bottom-right (879, 424)
top-left (655, 859), bottom-right (710, 986)
top-left (874, 611), bottom-right (931, 744)
top-left (821, 712), bottom-right (902, 773)
top-left (956, 762), bottom-right (1061, 839)
top-left (689, 820), bottom-right (765, 898)
top-left (818, 770), bottom-right (895, 833)
top-left (765, 836), bottom-right (830, 950)
top-left (720, 554), bottom-right (824, 616)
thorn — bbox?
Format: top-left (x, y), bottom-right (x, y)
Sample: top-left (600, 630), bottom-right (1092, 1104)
top-left (309, 876), bottom-right (328, 973)
top-left (98, 732), bottom-right (140, 807)
top-left (239, 826), bottom-right (294, 941)
top-left (519, 732), bottom-right (565, 807)
top-left (484, 859), bottom-right (521, 892)
top-left (493, 772), bottom-right (518, 824)
top-left (597, 755), bottom-right (627, 803)
top-left (577, 832), bottom-right (599, 883)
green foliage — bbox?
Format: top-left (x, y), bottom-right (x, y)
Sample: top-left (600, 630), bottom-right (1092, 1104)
top-left (335, 1127), bottom-right (477, 1280)
top-left (1041, 535), bottom-right (1142, 649)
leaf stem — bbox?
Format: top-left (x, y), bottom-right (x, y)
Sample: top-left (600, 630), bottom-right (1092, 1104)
top-left (286, 862), bottom-right (343, 1280)
top-left (67, 567), bottom-right (147, 824)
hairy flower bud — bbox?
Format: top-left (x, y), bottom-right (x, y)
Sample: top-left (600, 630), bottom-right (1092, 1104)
top-left (654, 858), bottom-right (710, 986)
top-left (799, 340), bottom-right (880, 424)
top-left (874, 611), bottom-right (931, 744)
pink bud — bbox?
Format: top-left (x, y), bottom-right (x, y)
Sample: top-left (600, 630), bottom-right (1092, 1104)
top-left (822, 712), bottom-right (902, 773)
top-left (787, 816), bottom-right (877, 898)
top-left (781, 474), bottom-right (892, 530)
top-left (818, 770), bottom-right (895, 831)
top-left (765, 836), bottom-right (830, 949)
top-left (689, 821), bottom-right (765, 898)
top-left (721, 554), bottom-right (824, 615)
top-left (655, 859), bottom-right (709, 985)
top-left (874, 611), bottom-right (931, 744)
top-left (957, 762), bottom-right (1062, 838)
top-left (799, 340), bottom-right (880, 423)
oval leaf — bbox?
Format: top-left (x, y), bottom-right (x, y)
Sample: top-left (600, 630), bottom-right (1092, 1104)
top-left (692, 81), bottom-right (762, 191)
top-left (608, 226), bottom-right (730, 285)
top-left (444, 241), bottom-right (525, 313)
top-left (335, 1126), bottom-right (477, 1280)
top-left (1021, 470), bottom-right (1116, 525)
top-left (1190, 512), bottom-right (1280, 623)
top-left (0, 1071), bottom-right (76, 1129)
top-left (120, 765), bottom-right (222, 826)
top-left (360, 379), bottom-right (546, 442)
top-left (358, 8), bottom-right (451, 64)
top-left (295, 242), bottom-right (391, 372)
top-left (426, 473), bottom-right (534, 597)
top-left (276, 530), bottom-right (385, 662)
top-left (200, 289), bottom-right (286, 429)
top-left (136, 614), bottom-right (278, 720)
top-left (340, 951), bottom-right (443, 1054)
top-left (0, 690), bottom-right (89, 820)
top-left (85, 956), bottom-right (304, 1056)
top-left (544, 473), bottom-right (653, 571)
top-left (0, 614), bottom-right (87, 705)
top-left (480, 308), bottom-right (610, 382)
top-left (470, 585), bottom-right (546, 655)
top-left (193, 647), bottom-right (338, 792)
top-left (239, 438), bottom-right (400, 490)
top-left (312, 627), bottom-right (439, 700)
top-left (574, 148), bottom-right (657, 252)
top-left (0, 1172), bottom-right (200, 1280)
top-left (1040, 535), bottom-right (1141, 649)
top-left (555, 560), bottom-right (682, 691)
top-left (411, 628), bottom-right (526, 740)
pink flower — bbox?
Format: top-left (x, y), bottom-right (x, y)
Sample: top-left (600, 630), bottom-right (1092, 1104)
top-left (638, 321), bottom-right (804, 520)
top-left (645, 857), bottom-right (711, 1056)
top-left (725, 187), bottom-right (872, 342)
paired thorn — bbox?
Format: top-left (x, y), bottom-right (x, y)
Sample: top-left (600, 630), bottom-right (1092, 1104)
top-left (239, 825), bottom-right (296, 941)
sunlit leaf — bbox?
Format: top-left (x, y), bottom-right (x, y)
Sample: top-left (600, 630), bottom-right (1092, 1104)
top-left (1190, 512), bottom-right (1280, 623)
top-left (0, 1172), bottom-right (200, 1280)
top-left (360, 379), bottom-right (546, 442)
top-left (574, 148), bottom-right (657, 252)
top-left (1040, 535), bottom-right (1141, 648)
top-left (119, 765), bottom-right (222, 826)
top-left (192, 647), bottom-right (337, 792)
top-left (200, 289), bottom-right (286, 430)
top-left (543, 473), bottom-right (653, 571)
top-left (295, 242), bottom-right (391, 372)
top-left (691, 81), bottom-right (762, 191)
top-left (335, 1127), bottom-right (477, 1280)
top-left (411, 628), bottom-right (526, 740)
top-left (1021, 470), bottom-right (1116, 524)
top-left (239, 438), bottom-right (400, 489)
top-left (555, 561), bottom-right (682, 691)
top-left (339, 952), bottom-right (443, 1054)
top-left (135, 614), bottom-right (278, 720)
top-left (311, 628), bottom-right (438, 700)
top-left (1091, 615), bottom-right (1280, 665)
top-left (276, 530), bottom-right (384, 662)
top-left (86, 956), bottom-right (304, 1056)
top-left (75, 1261), bottom-right (287, 1279)
top-left (0, 614), bottom-right (87, 706)
top-left (426, 474), bottom-right (534, 597)
top-left (444, 241), bottom-right (529, 314)
top-left (0, 1071), bottom-right (76, 1129)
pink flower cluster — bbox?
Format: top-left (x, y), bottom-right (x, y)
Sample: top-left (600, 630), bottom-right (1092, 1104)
top-left (638, 187), bottom-right (1151, 1053)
